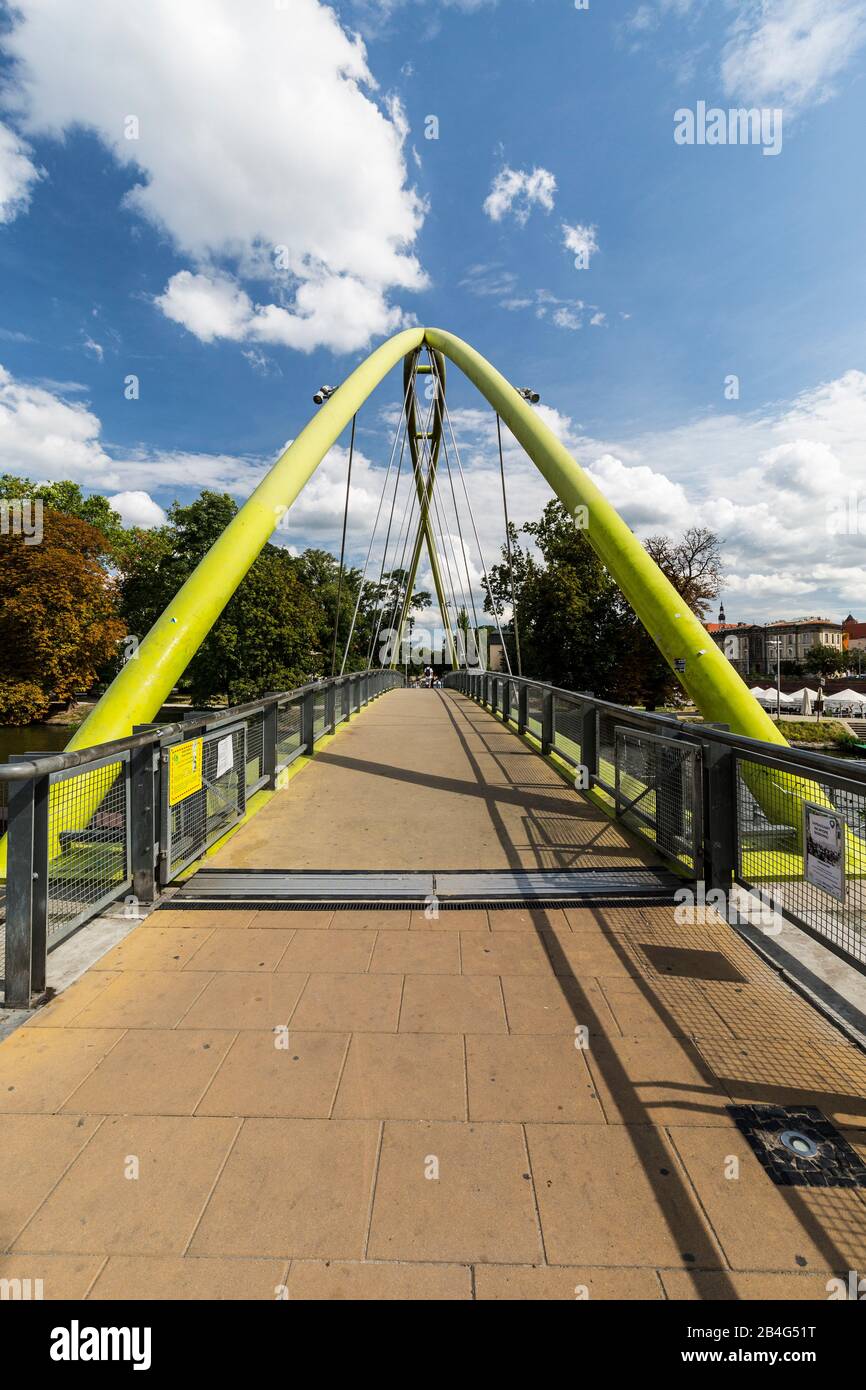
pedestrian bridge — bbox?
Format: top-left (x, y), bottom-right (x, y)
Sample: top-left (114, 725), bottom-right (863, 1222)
top-left (1, 680), bottom-right (866, 1301)
top-left (1, 325), bottom-right (866, 1300)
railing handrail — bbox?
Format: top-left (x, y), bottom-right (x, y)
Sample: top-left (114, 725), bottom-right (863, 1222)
top-left (0, 668), bottom-right (388, 781)
top-left (445, 670), bottom-right (866, 784)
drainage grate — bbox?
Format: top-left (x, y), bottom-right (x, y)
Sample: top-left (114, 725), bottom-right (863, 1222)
top-left (728, 1104), bottom-right (866, 1188)
top-left (173, 866), bottom-right (681, 908)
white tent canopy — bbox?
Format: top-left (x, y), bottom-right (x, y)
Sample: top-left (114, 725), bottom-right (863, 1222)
top-left (787, 688), bottom-right (819, 701)
top-left (825, 688), bottom-right (866, 705)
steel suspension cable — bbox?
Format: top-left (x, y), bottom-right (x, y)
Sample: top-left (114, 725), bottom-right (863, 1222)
top-left (496, 413), bottom-right (523, 677)
top-left (330, 413), bottom-right (356, 677)
top-left (439, 427), bottom-right (483, 661)
top-left (339, 374), bottom-right (414, 675)
top-left (441, 394), bottom-right (513, 676)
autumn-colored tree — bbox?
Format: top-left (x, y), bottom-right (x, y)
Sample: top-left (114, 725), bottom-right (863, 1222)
top-left (0, 509), bottom-right (126, 724)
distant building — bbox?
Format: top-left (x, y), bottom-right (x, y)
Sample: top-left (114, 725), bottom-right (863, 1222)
top-left (707, 613), bottom-right (845, 677)
top-left (843, 614), bottom-right (866, 652)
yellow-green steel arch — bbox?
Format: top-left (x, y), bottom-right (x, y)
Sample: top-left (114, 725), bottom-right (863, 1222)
top-left (67, 324), bottom-right (784, 752)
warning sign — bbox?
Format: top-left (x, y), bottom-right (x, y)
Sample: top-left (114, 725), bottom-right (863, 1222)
top-left (169, 737), bottom-right (203, 806)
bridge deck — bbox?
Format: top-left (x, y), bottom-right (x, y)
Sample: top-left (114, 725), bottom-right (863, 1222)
top-left (212, 688), bottom-right (655, 871)
top-left (1, 690), bottom-right (866, 1300)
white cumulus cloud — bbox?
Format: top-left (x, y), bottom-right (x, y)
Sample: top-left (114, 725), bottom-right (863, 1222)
top-left (4, 0), bottom-right (427, 353)
top-left (722, 0), bottom-right (866, 110)
top-left (0, 119), bottom-right (41, 223)
top-left (483, 166), bottom-right (557, 225)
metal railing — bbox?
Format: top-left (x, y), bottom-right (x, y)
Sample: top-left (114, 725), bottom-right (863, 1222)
top-left (446, 670), bottom-right (866, 973)
top-left (0, 669), bottom-right (402, 1006)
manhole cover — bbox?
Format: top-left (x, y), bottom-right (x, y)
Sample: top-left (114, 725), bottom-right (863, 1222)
top-left (728, 1104), bottom-right (866, 1188)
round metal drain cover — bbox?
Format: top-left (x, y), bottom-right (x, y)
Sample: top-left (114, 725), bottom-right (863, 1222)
top-left (780, 1129), bottom-right (818, 1159)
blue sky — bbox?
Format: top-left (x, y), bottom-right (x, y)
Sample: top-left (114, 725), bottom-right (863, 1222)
top-left (1, 0), bottom-right (865, 624)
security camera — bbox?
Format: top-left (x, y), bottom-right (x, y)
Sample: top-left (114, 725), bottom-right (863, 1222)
top-left (516, 387), bottom-right (540, 404)
top-left (313, 385), bottom-right (335, 405)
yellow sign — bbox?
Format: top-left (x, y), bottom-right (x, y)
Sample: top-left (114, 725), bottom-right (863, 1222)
top-left (169, 737), bottom-right (203, 806)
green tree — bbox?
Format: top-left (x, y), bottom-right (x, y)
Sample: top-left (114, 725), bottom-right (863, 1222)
top-left (0, 509), bottom-right (126, 723)
top-left (805, 643), bottom-right (847, 679)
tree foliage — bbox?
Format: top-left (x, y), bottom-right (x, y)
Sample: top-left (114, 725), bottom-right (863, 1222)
top-left (0, 508), bottom-right (126, 723)
top-left (483, 504), bottom-right (724, 708)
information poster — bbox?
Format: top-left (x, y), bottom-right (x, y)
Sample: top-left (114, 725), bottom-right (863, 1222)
top-left (216, 735), bottom-right (234, 778)
top-left (803, 802), bottom-right (846, 903)
top-left (169, 737), bottom-right (204, 806)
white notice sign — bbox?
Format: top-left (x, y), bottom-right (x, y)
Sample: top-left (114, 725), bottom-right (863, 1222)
top-left (803, 802), bottom-right (846, 903)
top-left (216, 735), bottom-right (234, 778)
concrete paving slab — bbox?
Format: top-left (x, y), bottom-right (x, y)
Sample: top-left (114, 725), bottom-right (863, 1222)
top-left (369, 931), bottom-right (460, 974)
top-left (61, 1030), bottom-right (235, 1115)
top-left (0, 1114), bottom-right (102, 1246)
top-left (0, 1028), bottom-right (124, 1112)
top-left (290, 972), bottom-right (403, 1032)
top-left (332, 1033), bottom-right (466, 1120)
top-left (88, 1255), bottom-right (288, 1300)
top-left (175, 972), bottom-right (308, 1030)
top-left (68, 971), bottom-right (212, 1030)
top-left (399, 974), bottom-right (507, 1033)
top-left (0, 1252), bottom-right (105, 1299)
top-left (286, 1259), bottom-right (471, 1300)
top-left (197, 1031), bottom-right (350, 1118)
top-left (279, 929), bottom-right (375, 973)
top-left (474, 1264), bottom-right (663, 1300)
top-left (466, 1034), bottom-right (603, 1123)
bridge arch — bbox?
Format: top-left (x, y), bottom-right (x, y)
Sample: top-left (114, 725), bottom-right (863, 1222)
top-left (67, 326), bottom-right (784, 755)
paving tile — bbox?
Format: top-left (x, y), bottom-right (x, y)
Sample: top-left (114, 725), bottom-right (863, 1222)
top-left (669, 1125), bottom-right (866, 1274)
top-left (329, 909), bottom-right (411, 931)
top-left (69, 972), bottom-right (212, 1029)
top-left (697, 981), bottom-right (845, 1043)
top-left (333, 1033), bottom-right (465, 1120)
top-left (278, 929), bottom-right (374, 973)
top-left (0, 1114), bottom-right (102, 1246)
top-left (15, 1115), bottom-right (239, 1255)
top-left (659, 1270), bottom-right (845, 1301)
top-left (598, 976), bottom-right (726, 1041)
top-left (461, 931), bottom-right (552, 976)
top-left (367, 1120), bottom-right (542, 1264)
top-left (144, 909), bottom-right (257, 929)
top-left (410, 909), bottom-right (490, 931)
top-left (25, 972), bottom-right (121, 1028)
top-left (541, 925), bottom-right (640, 978)
top-left (249, 909), bottom-right (333, 929)
top-left (583, 1036), bottom-right (734, 1127)
top-left (0, 1029), bottom-right (124, 1112)
top-left (61, 1030), bottom-right (235, 1115)
top-left (176, 973), bottom-right (308, 1031)
top-left (88, 1255), bottom-right (288, 1300)
top-left (197, 1031), bottom-right (349, 1117)
top-left (467, 1035), bottom-right (603, 1123)
top-left (190, 1118), bottom-right (379, 1259)
top-left (501, 976), bottom-right (620, 1037)
top-left (487, 908), bottom-right (570, 932)
top-left (370, 933), bottom-right (460, 974)
top-left (91, 926), bottom-right (215, 972)
top-left (0, 1253), bottom-right (104, 1299)
top-left (526, 1123), bottom-right (721, 1267)
top-left (291, 973), bottom-right (402, 1032)
top-left (474, 1264), bottom-right (663, 1300)
top-left (399, 975), bottom-right (506, 1033)
top-left (182, 928), bottom-right (294, 972)
top-left (693, 1036), bottom-right (866, 1129)
top-left (287, 1259), bottom-right (471, 1300)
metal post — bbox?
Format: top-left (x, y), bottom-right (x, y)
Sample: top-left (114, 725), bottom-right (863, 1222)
top-left (703, 741), bottom-right (736, 895)
top-left (129, 739), bottom-right (157, 902)
top-left (342, 679), bottom-right (351, 722)
top-left (325, 683), bottom-right (336, 733)
top-left (4, 757), bottom-right (50, 1008)
top-left (541, 689), bottom-right (554, 755)
top-left (300, 689), bottom-right (315, 754)
top-left (361, 674), bottom-right (369, 706)
top-left (518, 684), bottom-right (528, 736)
top-left (262, 700), bottom-right (278, 788)
top-left (503, 679), bottom-right (511, 724)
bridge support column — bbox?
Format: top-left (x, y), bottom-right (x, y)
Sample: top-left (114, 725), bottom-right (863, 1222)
top-left (703, 741), bottom-right (737, 896)
top-left (581, 704), bottom-right (598, 783)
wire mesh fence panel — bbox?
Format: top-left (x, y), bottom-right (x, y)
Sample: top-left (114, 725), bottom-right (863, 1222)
top-left (244, 709), bottom-right (266, 793)
top-left (47, 757), bottom-right (131, 945)
top-left (735, 756), bottom-right (866, 967)
top-left (162, 725), bottom-right (246, 881)
top-left (509, 684), bottom-right (518, 722)
top-left (276, 700), bottom-right (301, 769)
top-left (553, 696), bottom-right (583, 766)
top-left (614, 727), bottom-right (702, 875)
top-left (526, 685), bottom-right (543, 738)
top-left (597, 710), bottom-right (619, 794)
top-left (313, 691), bottom-right (326, 740)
